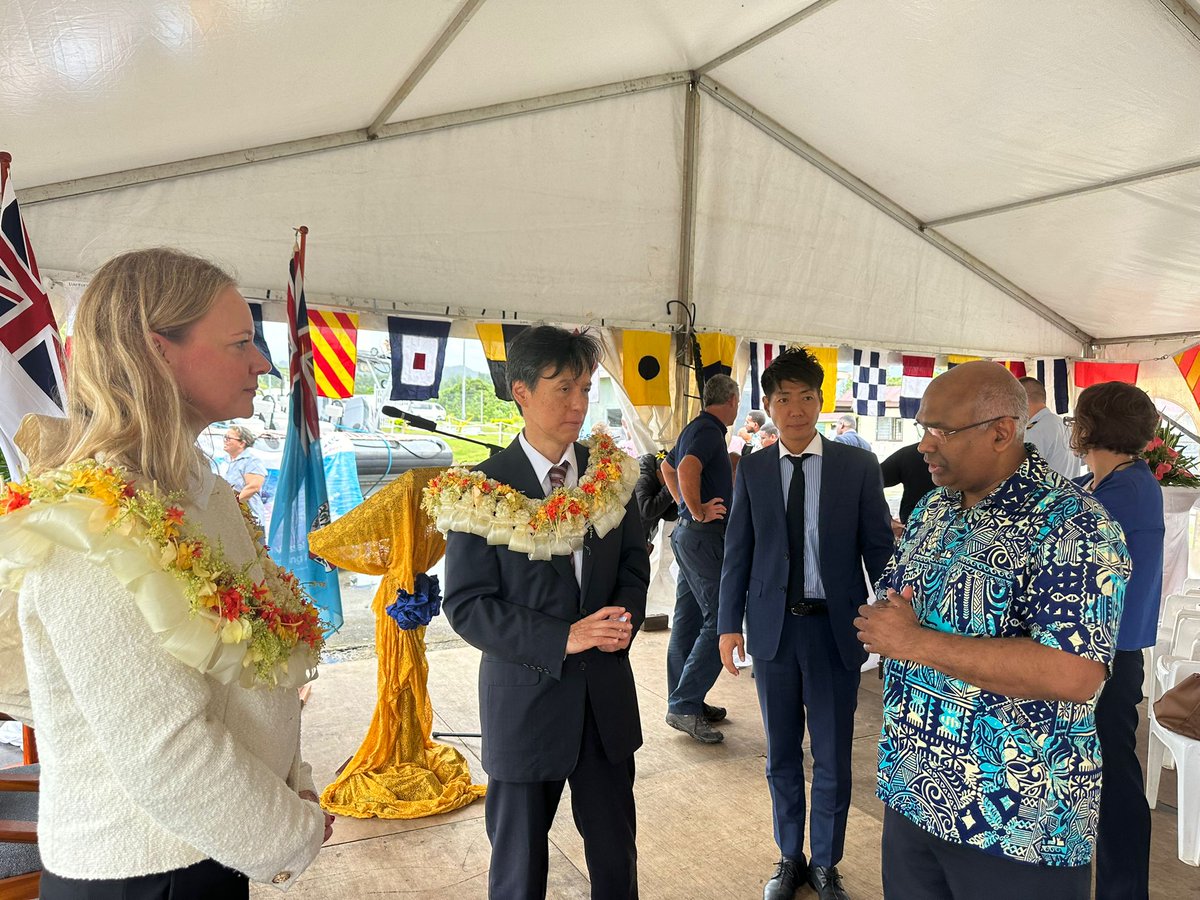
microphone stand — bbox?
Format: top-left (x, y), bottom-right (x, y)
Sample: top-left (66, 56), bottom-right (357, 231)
top-left (380, 404), bottom-right (500, 742)
top-left (380, 405), bottom-right (503, 457)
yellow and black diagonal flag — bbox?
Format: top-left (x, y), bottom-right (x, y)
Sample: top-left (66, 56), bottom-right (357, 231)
top-left (696, 332), bottom-right (736, 381)
top-left (476, 323), bottom-right (528, 401)
top-left (623, 329), bottom-right (671, 406)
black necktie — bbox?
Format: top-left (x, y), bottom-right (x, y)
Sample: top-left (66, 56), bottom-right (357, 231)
top-left (786, 454), bottom-right (807, 601)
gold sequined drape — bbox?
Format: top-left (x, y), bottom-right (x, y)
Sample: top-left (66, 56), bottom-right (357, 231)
top-left (311, 467), bottom-right (485, 819)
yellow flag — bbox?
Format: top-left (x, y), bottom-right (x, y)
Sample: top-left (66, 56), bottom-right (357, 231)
top-left (308, 310), bottom-right (358, 399)
top-left (695, 333), bottom-right (736, 379)
top-left (623, 330), bottom-right (671, 406)
top-left (810, 346), bottom-right (839, 413)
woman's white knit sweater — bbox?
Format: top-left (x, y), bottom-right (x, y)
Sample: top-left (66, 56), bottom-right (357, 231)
top-left (16, 467), bottom-right (324, 888)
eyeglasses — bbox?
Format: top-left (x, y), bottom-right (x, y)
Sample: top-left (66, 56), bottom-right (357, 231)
top-left (915, 415), bottom-right (1015, 443)
top-left (223, 435), bottom-right (243, 443)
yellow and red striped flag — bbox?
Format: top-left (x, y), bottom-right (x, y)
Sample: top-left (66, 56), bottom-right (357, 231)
top-left (308, 309), bottom-right (358, 399)
top-left (1174, 345), bottom-right (1200, 406)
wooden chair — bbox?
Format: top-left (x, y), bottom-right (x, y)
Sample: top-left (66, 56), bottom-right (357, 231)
top-left (0, 763), bottom-right (39, 900)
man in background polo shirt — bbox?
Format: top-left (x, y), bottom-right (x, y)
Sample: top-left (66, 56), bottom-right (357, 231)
top-left (660, 374), bottom-right (740, 743)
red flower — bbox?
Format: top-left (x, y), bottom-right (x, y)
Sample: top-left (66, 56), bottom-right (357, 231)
top-left (1155, 462), bottom-right (1172, 480)
top-left (479, 481), bottom-right (493, 494)
top-left (1, 485), bottom-right (31, 514)
top-left (218, 587), bottom-right (249, 621)
top-left (594, 469), bottom-right (608, 483)
top-left (581, 483), bottom-right (598, 495)
top-left (165, 506), bottom-right (185, 526)
top-left (1147, 437), bottom-right (1165, 451)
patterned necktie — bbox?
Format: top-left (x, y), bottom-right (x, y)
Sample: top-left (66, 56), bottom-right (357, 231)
top-left (548, 463), bottom-right (568, 492)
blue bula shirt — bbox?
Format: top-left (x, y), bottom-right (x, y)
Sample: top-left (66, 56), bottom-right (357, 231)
top-left (666, 410), bottom-right (732, 522)
top-left (876, 447), bottom-right (1129, 867)
top-left (1074, 460), bottom-right (1164, 650)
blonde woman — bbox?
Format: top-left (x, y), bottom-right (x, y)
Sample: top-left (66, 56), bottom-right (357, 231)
top-left (0, 248), bottom-right (331, 898)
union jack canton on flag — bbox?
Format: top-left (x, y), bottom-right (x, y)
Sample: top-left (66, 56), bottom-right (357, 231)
top-left (0, 153), bottom-right (66, 478)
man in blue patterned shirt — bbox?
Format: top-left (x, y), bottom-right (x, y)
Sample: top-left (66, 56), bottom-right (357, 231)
top-left (854, 361), bottom-right (1129, 900)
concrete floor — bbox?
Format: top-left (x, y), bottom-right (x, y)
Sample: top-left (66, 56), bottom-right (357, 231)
top-left (256, 626), bottom-right (1199, 899)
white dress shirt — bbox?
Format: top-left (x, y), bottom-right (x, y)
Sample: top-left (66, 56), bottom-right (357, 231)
top-left (777, 431), bottom-right (827, 600)
top-left (1026, 407), bottom-right (1080, 479)
top-left (518, 431), bottom-right (584, 585)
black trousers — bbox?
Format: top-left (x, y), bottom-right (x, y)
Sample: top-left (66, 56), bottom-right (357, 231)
top-left (40, 859), bottom-right (247, 899)
top-left (1095, 648), bottom-right (1151, 900)
top-left (485, 696), bottom-right (637, 899)
top-left (881, 807), bottom-right (1090, 900)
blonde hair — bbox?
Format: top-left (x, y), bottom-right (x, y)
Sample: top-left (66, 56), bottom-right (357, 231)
top-left (42, 248), bottom-right (235, 491)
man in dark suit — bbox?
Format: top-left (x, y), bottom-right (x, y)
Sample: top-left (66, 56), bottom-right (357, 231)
top-left (717, 348), bottom-right (893, 900)
top-left (443, 325), bottom-right (650, 900)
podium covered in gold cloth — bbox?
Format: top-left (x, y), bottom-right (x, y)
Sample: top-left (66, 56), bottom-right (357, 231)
top-left (311, 467), bottom-right (485, 819)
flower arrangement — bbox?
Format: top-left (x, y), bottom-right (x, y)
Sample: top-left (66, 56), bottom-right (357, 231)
top-left (421, 431), bottom-right (638, 559)
top-left (1142, 423), bottom-right (1200, 488)
top-left (0, 460), bottom-right (325, 685)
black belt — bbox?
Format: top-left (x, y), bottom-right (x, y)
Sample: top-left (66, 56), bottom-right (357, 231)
top-left (679, 518), bottom-right (725, 532)
top-left (788, 600), bottom-right (828, 616)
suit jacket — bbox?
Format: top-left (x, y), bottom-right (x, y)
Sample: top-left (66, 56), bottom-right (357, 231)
top-left (443, 439), bottom-right (651, 782)
top-left (717, 436), bottom-right (893, 670)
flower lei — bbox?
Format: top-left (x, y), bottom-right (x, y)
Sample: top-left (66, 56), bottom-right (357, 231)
top-left (0, 461), bottom-right (325, 687)
top-left (421, 432), bottom-right (638, 559)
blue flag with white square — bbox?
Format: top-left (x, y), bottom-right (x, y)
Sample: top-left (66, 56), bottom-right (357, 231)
top-left (388, 316), bottom-right (451, 401)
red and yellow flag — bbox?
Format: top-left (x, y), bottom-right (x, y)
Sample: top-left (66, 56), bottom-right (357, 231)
top-left (308, 309), bottom-right (358, 399)
top-left (1174, 345), bottom-right (1200, 406)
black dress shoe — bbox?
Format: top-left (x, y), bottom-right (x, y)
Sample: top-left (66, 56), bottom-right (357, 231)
top-left (763, 857), bottom-right (806, 900)
top-left (808, 864), bottom-right (849, 900)
top-left (702, 703), bottom-right (727, 722)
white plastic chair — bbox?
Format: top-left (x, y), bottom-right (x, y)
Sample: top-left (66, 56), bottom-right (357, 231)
top-left (1155, 611), bottom-right (1200, 701)
top-left (1146, 658), bottom-right (1200, 866)
top-left (1147, 594), bottom-right (1200, 699)
top-left (1182, 578), bottom-right (1200, 594)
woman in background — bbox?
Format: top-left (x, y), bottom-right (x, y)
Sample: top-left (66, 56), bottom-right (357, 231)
top-left (1070, 381), bottom-right (1163, 900)
top-left (223, 424), bottom-right (268, 524)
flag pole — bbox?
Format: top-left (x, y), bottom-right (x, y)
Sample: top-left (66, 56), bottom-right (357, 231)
top-left (297, 224), bottom-right (308, 277)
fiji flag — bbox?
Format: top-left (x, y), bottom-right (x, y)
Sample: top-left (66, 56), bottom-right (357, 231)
top-left (388, 316), bottom-right (451, 401)
top-left (0, 152), bottom-right (67, 478)
top-left (267, 231), bottom-right (343, 631)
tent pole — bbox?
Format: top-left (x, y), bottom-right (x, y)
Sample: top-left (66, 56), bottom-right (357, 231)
top-left (696, 77), bottom-right (1092, 350)
top-left (926, 155), bottom-right (1200, 229)
top-left (366, 0), bottom-right (488, 137)
top-left (677, 79), bottom-right (700, 316)
top-left (21, 72), bottom-right (691, 205)
top-left (696, 0), bottom-right (845, 76)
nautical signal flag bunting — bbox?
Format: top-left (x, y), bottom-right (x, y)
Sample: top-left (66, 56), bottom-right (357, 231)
top-left (623, 330), bottom-right (671, 406)
top-left (308, 309), bottom-right (358, 399)
top-left (1175, 346), bottom-right (1200, 406)
top-left (476, 323), bottom-right (528, 402)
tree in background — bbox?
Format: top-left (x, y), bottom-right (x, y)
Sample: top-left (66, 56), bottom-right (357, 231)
top-left (437, 376), bottom-right (519, 423)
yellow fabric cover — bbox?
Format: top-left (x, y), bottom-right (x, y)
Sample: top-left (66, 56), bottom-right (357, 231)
top-left (311, 467), bottom-right (485, 819)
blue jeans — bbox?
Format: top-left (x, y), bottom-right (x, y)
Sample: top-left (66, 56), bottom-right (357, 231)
top-left (666, 523), bottom-right (724, 715)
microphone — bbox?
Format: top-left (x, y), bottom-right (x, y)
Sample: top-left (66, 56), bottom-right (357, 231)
top-left (381, 405), bottom-right (439, 431)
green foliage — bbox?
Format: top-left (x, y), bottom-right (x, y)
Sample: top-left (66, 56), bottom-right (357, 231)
top-left (0, 452), bottom-right (9, 483)
top-left (437, 375), bottom-right (519, 423)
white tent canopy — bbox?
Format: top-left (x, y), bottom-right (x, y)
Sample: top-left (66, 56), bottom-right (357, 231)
top-left (6, 0), bottom-right (1200, 361)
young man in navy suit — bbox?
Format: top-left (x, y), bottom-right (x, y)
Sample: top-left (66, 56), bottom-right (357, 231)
top-left (717, 348), bottom-right (893, 900)
top-left (443, 326), bottom-right (650, 899)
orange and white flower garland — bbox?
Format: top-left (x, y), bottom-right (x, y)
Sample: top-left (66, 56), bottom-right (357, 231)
top-left (421, 432), bottom-right (638, 559)
top-left (0, 461), bottom-right (324, 687)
